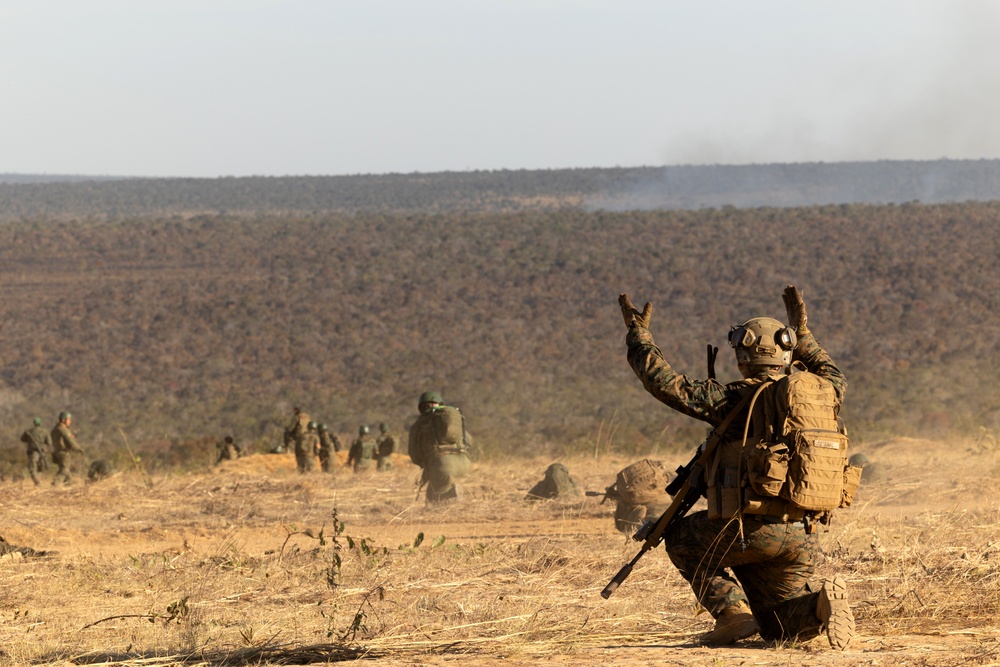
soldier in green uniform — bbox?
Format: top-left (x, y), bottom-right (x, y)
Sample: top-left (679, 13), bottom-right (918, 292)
top-left (618, 285), bottom-right (856, 649)
top-left (215, 436), bottom-right (241, 465)
top-left (407, 391), bottom-right (471, 502)
top-left (296, 422), bottom-right (320, 473)
top-left (600, 459), bottom-right (672, 533)
top-left (21, 417), bottom-right (51, 486)
top-left (283, 406), bottom-right (310, 455)
top-left (50, 411), bottom-right (85, 485)
top-left (317, 423), bottom-right (341, 473)
top-left (348, 425), bottom-right (377, 472)
top-left (376, 422), bottom-right (396, 471)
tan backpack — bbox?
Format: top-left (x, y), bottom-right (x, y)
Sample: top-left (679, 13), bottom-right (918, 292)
top-left (745, 370), bottom-right (862, 512)
top-left (614, 459), bottom-right (671, 506)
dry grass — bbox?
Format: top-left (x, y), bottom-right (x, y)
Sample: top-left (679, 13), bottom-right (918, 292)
top-left (0, 440), bottom-right (998, 666)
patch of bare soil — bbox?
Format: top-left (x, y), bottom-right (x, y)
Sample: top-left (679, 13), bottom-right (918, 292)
top-left (0, 441), bottom-right (998, 666)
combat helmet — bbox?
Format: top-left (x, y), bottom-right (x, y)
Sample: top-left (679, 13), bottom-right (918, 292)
top-left (379, 422), bottom-right (389, 433)
top-left (359, 424), bottom-right (370, 435)
top-left (308, 421), bottom-right (318, 430)
top-left (59, 411), bottom-right (72, 422)
top-left (418, 391), bottom-right (442, 406)
top-left (33, 417), bottom-right (42, 426)
top-left (728, 317), bottom-right (797, 376)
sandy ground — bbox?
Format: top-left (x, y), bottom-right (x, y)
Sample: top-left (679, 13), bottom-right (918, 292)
top-left (0, 440), bottom-right (999, 666)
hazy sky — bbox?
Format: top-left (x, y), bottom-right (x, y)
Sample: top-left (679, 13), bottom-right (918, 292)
top-left (3, 1), bottom-right (998, 177)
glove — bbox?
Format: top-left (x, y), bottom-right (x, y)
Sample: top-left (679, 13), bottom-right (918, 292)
top-left (618, 293), bottom-right (652, 329)
top-left (782, 285), bottom-right (811, 337)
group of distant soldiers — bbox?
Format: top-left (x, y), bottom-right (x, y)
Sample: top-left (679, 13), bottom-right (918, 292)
top-left (275, 407), bottom-right (397, 474)
top-left (21, 412), bottom-right (83, 485)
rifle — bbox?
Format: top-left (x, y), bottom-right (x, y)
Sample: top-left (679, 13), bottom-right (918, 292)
top-left (600, 443), bottom-right (709, 599)
top-left (585, 486), bottom-right (617, 504)
top-left (414, 468), bottom-right (428, 501)
top-left (600, 389), bottom-right (756, 599)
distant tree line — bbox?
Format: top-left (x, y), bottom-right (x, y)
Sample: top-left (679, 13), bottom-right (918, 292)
top-left (4, 159), bottom-right (1000, 223)
top-left (0, 200), bottom-right (997, 475)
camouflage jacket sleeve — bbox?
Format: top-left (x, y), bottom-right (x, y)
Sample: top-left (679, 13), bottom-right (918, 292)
top-left (625, 326), bottom-right (743, 428)
top-left (56, 424), bottom-right (84, 452)
top-left (793, 331), bottom-right (848, 407)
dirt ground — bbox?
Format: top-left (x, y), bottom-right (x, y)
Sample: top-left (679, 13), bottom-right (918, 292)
top-left (1, 439), bottom-right (999, 666)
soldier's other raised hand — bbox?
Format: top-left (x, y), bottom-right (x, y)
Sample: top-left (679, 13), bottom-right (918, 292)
top-left (619, 293), bottom-right (652, 329)
top-left (782, 284), bottom-right (811, 337)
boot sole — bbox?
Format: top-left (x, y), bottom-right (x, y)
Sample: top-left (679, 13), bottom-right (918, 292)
top-left (820, 576), bottom-right (856, 650)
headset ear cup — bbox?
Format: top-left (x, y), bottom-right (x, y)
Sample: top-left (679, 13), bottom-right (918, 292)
top-left (777, 327), bottom-right (797, 350)
top-left (728, 326), bottom-right (742, 348)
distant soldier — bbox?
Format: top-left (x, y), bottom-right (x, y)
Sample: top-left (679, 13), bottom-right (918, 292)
top-left (408, 391), bottom-right (471, 502)
top-left (215, 436), bottom-right (241, 465)
top-left (348, 425), bottom-right (377, 472)
top-left (0, 534), bottom-right (52, 558)
top-left (296, 422), bottom-right (320, 473)
top-left (849, 452), bottom-right (882, 483)
top-left (87, 459), bottom-right (113, 483)
top-left (20, 417), bottom-right (51, 486)
top-left (525, 463), bottom-right (581, 500)
top-left (283, 406), bottom-right (310, 454)
top-left (317, 423), bottom-right (341, 473)
top-left (376, 422), bottom-right (396, 471)
top-left (602, 459), bottom-right (672, 534)
top-left (50, 411), bottom-right (85, 485)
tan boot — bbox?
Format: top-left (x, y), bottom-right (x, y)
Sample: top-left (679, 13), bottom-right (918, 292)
top-left (816, 576), bottom-right (856, 650)
top-left (699, 602), bottom-right (759, 645)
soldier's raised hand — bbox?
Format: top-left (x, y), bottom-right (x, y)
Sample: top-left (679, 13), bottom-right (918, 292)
top-left (619, 293), bottom-right (652, 329)
top-left (782, 285), bottom-right (811, 336)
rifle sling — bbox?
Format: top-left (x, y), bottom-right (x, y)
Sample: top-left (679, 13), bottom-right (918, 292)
top-left (642, 389), bottom-right (760, 549)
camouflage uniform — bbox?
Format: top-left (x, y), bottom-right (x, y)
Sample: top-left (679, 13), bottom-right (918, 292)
top-left (348, 433), bottom-right (377, 472)
top-left (0, 534), bottom-right (49, 558)
top-left (215, 437), bottom-right (241, 465)
top-left (317, 425), bottom-right (341, 473)
top-left (376, 425), bottom-right (396, 471)
top-left (297, 427), bottom-right (320, 473)
top-left (283, 408), bottom-right (310, 455)
top-left (51, 420), bottom-right (84, 485)
top-left (605, 459), bottom-right (672, 534)
top-left (408, 407), bottom-right (471, 502)
top-left (20, 422), bottom-right (51, 486)
top-left (625, 324), bottom-right (846, 643)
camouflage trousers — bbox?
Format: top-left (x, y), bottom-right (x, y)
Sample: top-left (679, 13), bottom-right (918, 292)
top-left (318, 451), bottom-right (333, 473)
top-left (294, 447), bottom-right (314, 473)
top-left (51, 451), bottom-right (74, 485)
top-left (27, 450), bottom-right (46, 486)
top-left (665, 510), bottom-right (825, 642)
top-left (423, 452), bottom-right (470, 502)
top-left (377, 455), bottom-right (393, 472)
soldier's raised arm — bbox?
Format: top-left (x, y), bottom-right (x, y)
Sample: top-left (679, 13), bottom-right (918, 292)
top-left (619, 292), bottom-right (731, 426)
top-left (782, 285), bottom-right (846, 404)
